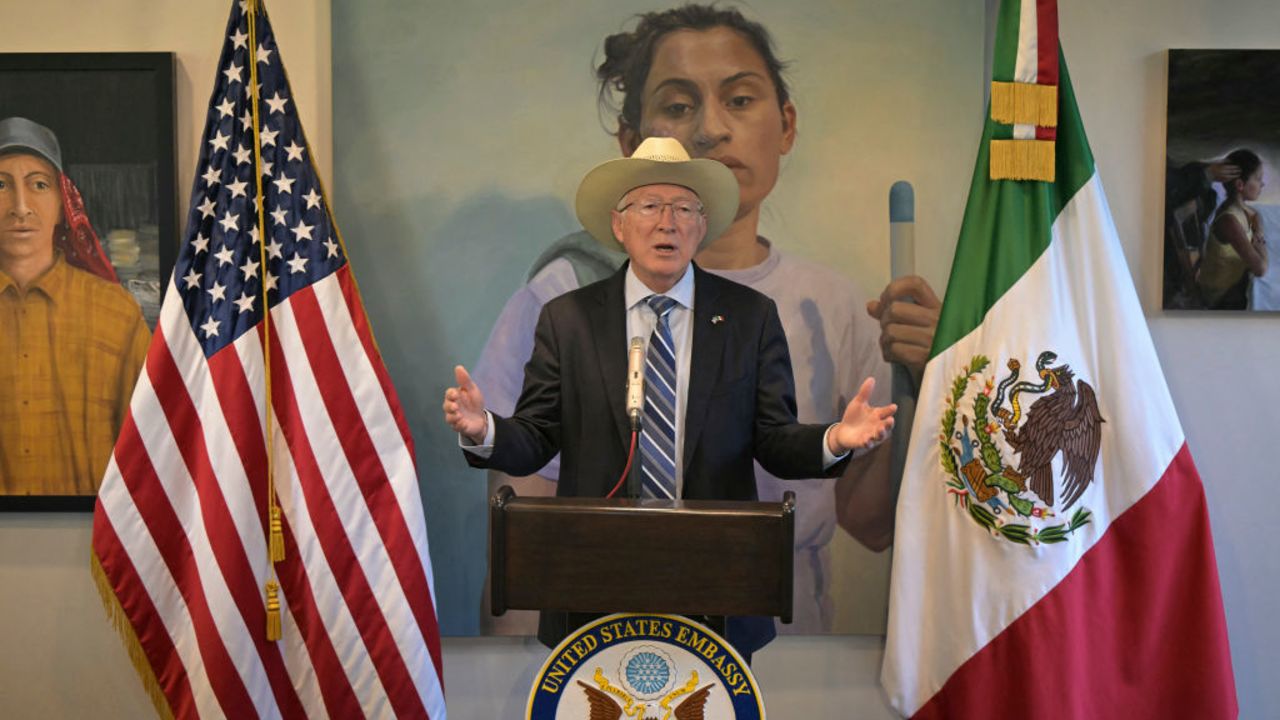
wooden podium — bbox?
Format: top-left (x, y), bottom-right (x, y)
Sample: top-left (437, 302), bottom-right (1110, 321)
top-left (489, 486), bottom-right (796, 623)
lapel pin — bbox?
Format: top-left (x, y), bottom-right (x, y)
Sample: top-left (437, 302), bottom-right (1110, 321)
top-left (711, 315), bottom-right (725, 324)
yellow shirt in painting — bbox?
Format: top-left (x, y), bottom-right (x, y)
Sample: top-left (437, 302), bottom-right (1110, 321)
top-left (1199, 204), bottom-right (1252, 306)
top-left (0, 255), bottom-right (150, 495)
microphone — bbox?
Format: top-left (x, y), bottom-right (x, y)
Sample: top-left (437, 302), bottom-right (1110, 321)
top-left (626, 337), bottom-right (645, 430)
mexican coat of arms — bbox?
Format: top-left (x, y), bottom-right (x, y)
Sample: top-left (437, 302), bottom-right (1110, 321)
top-left (939, 351), bottom-right (1104, 545)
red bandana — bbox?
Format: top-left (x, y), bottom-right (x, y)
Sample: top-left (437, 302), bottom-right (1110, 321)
top-left (55, 172), bottom-right (118, 283)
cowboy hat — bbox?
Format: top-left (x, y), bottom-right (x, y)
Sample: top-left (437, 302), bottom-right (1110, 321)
top-left (574, 136), bottom-right (738, 250)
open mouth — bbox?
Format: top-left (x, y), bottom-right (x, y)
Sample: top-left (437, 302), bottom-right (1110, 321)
top-left (652, 242), bottom-right (678, 255)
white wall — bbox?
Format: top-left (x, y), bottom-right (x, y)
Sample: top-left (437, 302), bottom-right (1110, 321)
top-left (2, 1), bottom-right (1276, 718)
top-left (1060, 2), bottom-right (1279, 716)
top-left (0, 1), bottom-right (330, 717)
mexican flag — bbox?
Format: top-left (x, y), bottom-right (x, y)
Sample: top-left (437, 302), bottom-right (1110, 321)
top-left (880, 1), bottom-right (1237, 717)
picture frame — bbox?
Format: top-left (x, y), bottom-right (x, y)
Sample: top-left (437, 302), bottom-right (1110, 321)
top-left (1, 52), bottom-right (177, 511)
top-left (1163, 49), bottom-right (1280, 312)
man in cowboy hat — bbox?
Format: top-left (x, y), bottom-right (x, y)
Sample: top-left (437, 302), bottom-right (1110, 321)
top-left (0, 117), bottom-right (150, 495)
top-left (442, 137), bottom-right (895, 656)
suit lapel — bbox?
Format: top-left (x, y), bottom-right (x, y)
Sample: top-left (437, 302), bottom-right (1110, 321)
top-left (589, 267), bottom-right (632, 450)
top-left (682, 265), bottom-right (726, 472)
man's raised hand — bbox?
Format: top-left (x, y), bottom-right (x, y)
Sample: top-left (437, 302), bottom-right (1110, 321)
top-left (442, 365), bottom-right (488, 444)
top-left (828, 377), bottom-right (897, 456)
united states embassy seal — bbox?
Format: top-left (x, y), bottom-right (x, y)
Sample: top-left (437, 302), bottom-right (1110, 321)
top-left (527, 613), bottom-right (765, 719)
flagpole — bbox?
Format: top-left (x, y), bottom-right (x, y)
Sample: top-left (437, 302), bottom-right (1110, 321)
top-left (247, 0), bottom-right (285, 642)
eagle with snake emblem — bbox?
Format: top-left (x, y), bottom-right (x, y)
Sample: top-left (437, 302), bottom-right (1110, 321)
top-left (992, 351), bottom-right (1105, 510)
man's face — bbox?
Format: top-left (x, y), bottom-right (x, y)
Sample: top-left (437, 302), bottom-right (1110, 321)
top-left (610, 183), bottom-right (705, 292)
top-left (0, 152), bottom-right (61, 263)
top-left (626, 26), bottom-right (796, 225)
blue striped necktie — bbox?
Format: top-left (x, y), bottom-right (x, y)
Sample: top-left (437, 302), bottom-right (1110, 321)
top-left (640, 294), bottom-right (679, 499)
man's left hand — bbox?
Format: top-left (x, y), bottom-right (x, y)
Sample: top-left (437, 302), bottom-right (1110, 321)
top-left (829, 377), bottom-right (897, 456)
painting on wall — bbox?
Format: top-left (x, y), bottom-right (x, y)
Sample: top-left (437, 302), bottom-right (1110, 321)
top-left (1164, 49), bottom-right (1280, 311)
top-left (0, 52), bottom-right (176, 510)
top-left (330, 1), bottom-right (986, 637)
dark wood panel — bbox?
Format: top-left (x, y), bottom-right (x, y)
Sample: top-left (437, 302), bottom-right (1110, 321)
top-left (490, 488), bottom-right (794, 621)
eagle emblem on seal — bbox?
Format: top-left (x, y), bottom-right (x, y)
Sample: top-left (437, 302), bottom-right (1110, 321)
top-left (577, 675), bottom-right (712, 720)
top-left (939, 352), bottom-right (1103, 545)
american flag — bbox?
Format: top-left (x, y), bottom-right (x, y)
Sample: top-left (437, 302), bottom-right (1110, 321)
top-left (90, 1), bottom-right (446, 718)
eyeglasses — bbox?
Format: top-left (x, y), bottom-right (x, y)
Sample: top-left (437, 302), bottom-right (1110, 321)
top-left (617, 199), bottom-right (705, 222)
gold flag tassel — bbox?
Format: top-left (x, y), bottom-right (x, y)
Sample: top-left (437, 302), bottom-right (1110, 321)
top-left (989, 80), bottom-right (1058, 182)
top-left (248, 0), bottom-right (285, 640)
top-left (990, 80), bottom-right (1058, 128)
top-left (265, 580), bottom-right (282, 641)
top-left (990, 139), bottom-right (1056, 182)
top-left (269, 505), bottom-right (285, 562)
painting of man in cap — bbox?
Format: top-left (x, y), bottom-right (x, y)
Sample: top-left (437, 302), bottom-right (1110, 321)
top-left (0, 116), bottom-right (151, 495)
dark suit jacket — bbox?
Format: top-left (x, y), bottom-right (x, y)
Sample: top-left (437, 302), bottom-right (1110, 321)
top-left (467, 263), bottom-right (848, 655)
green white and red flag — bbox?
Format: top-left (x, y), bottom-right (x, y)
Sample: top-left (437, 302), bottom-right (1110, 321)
top-left (880, 1), bottom-right (1237, 717)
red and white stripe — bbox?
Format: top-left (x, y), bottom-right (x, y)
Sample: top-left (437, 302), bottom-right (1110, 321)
top-left (93, 266), bottom-right (446, 719)
top-left (1012, 0), bottom-right (1059, 141)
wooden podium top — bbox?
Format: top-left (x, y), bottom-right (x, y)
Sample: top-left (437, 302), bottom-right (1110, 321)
top-left (490, 487), bottom-right (795, 622)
